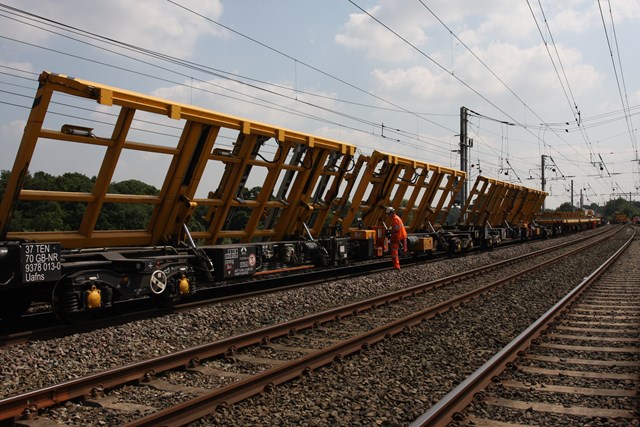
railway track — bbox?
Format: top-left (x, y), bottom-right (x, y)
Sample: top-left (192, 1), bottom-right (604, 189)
top-left (0, 254), bottom-right (409, 346)
top-left (412, 225), bottom-right (639, 426)
top-left (0, 227), bottom-right (627, 425)
top-left (0, 228), bottom-right (612, 348)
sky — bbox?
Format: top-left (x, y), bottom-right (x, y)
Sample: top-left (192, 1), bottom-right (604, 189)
top-left (1, 0), bottom-right (640, 210)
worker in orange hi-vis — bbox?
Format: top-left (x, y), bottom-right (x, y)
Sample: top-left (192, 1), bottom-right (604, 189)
top-left (385, 207), bottom-right (408, 270)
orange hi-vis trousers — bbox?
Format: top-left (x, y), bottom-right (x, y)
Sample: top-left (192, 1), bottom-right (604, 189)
top-left (390, 237), bottom-right (407, 270)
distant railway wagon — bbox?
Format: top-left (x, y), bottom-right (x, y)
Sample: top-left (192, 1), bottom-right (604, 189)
top-left (535, 210), bottom-right (600, 235)
top-left (458, 176), bottom-right (547, 244)
top-left (0, 72), bottom-right (547, 322)
top-left (612, 211), bottom-right (629, 224)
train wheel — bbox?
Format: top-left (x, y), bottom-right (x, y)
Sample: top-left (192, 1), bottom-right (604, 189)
top-left (149, 270), bottom-right (179, 309)
top-left (480, 238), bottom-right (491, 250)
top-left (446, 239), bottom-right (459, 257)
top-left (0, 291), bottom-right (31, 321)
top-left (151, 293), bottom-right (179, 309)
top-left (445, 243), bottom-right (453, 257)
top-left (52, 281), bottom-right (91, 323)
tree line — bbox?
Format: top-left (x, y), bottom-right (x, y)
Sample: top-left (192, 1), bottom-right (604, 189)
top-left (0, 170), bottom-right (263, 234)
top-left (0, 170), bottom-right (161, 232)
top-left (554, 199), bottom-right (640, 222)
top-left (1, 170), bottom-right (638, 233)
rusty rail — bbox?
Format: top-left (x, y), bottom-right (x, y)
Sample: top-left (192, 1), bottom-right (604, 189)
top-left (124, 228), bottom-right (623, 426)
top-left (409, 227), bottom-right (636, 427)
top-left (0, 227), bottom-right (621, 423)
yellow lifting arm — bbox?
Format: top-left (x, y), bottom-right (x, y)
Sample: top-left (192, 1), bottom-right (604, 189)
top-left (336, 150), bottom-right (465, 234)
top-left (459, 176), bottom-right (546, 227)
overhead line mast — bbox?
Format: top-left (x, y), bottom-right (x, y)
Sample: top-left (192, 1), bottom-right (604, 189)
top-left (459, 106), bottom-right (472, 205)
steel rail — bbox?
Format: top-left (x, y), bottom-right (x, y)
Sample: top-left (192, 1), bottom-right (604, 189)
top-left (123, 227), bottom-right (623, 426)
top-left (409, 227), bottom-right (636, 427)
top-left (0, 225), bottom-right (614, 347)
top-left (0, 227), bottom-right (620, 423)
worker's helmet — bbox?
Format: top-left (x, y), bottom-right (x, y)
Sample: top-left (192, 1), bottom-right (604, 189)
top-left (385, 206), bottom-right (394, 215)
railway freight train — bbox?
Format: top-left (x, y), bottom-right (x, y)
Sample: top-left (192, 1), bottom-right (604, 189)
top-left (0, 72), bottom-right (548, 322)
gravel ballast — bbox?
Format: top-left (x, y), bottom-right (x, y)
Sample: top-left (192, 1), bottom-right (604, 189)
top-left (0, 228), bottom-right (629, 426)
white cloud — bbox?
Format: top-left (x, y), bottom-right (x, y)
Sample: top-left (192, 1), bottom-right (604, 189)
top-left (371, 66), bottom-right (452, 101)
top-left (468, 5), bottom-right (534, 45)
top-left (612, 0), bottom-right (640, 20)
top-left (550, 4), bottom-right (599, 34)
top-left (0, 60), bottom-right (35, 74)
top-left (335, 1), bottom-right (428, 62)
top-left (543, 0), bottom-right (640, 35)
top-left (150, 76), bottom-right (358, 151)
top-left (458, 42), bottom-right (600, 107)
top-left (1, 119), bottom-right (27, 170)
top-left (366, 30), bottom-right (601, 127)
top-left (335, 0), bottom-right (540, 65)
top-left (2, 0), bottom-right (224, 58)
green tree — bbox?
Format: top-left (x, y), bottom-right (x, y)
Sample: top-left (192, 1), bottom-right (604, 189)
top-left (8, 171), bottom-right (66, 232)
top-left (109, 179), bottom-right (159, 196)
top-left (57, 172), bottom-right (95, 230)
top-left (0, 170), bottom-right (8, 201)
top-left (187, 204), bottom-right (209, 232)
top-left (226, 207), bottom-right (251, 231)
top-left (96, 179), bottom-right (159, 230)
top-left (601, 197), bottom-right (640, 221)
top-left (555, 202), bottom-right (575, 212)
top-left (24, 202), bottom-right (66, 231)
top-left (57, 172), bottom-right (94, 192)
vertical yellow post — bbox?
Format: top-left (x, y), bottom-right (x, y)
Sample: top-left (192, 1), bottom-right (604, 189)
top-left (79, 107), bottom-right (136, 237)
top-left (0, 75), bottom-right (54, 238)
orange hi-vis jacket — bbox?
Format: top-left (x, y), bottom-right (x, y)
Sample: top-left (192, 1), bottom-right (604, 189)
top-left (390, 213), bottom-right (407, 242)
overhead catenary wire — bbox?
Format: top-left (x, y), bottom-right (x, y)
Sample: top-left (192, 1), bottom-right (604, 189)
top-left (416, 0), bottom-right (580, 151)
top-left (597, 0), bottom-right (638, 157)
top-left (526, 0), bottom-right (596, 157)
top-left (162, 0), bottom-right (452, 133)
top-left (0, 2), bottom-right (637, 206)
top-left (0, 1), bottom-right (627, 181)
top-left (0, 4), bottom-right (464, 163)
top-left (347, 0), bottom-right (598, 181)
top-left (0, 58), bottom-right (627, 202)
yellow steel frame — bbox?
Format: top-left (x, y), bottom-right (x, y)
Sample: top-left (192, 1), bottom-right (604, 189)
top-left (459, 176), bottom-right (547, 227)
top-left (487, 183), bottom-right (520, 225)
top-left (511, 188), bottom-right (547, 224)
top-left (198, 133), bottom-right (356, 243)
top-left (330, 150), bottom-right (465, 234)
top-left (0, 72), bottom-right (355, 248)
top-left (459, 177), bottom-right (499, 226)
